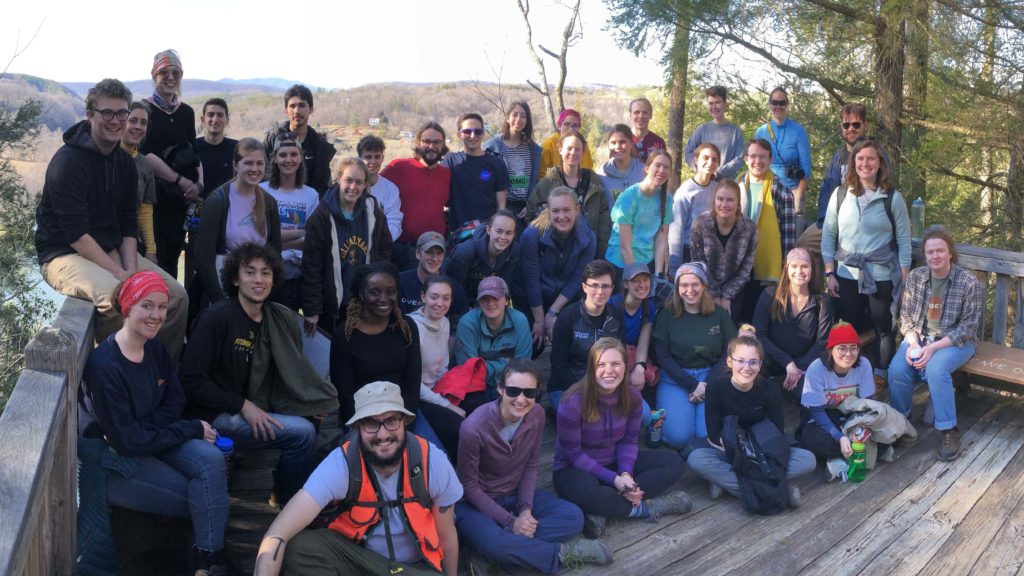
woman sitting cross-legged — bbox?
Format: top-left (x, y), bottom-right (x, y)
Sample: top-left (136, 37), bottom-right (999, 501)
top-left (654, 261), bottom-right (738, 449)
top-left (688, 335), bottom-right (816, 508)
top-left (796, 321), bottom-right (876, 476)
top-left (78, 272), bottom-right (229, 574)
top-left (553, 337), bottom-right (691, 539)
top-left (456, 359), bottom-right (613, 573)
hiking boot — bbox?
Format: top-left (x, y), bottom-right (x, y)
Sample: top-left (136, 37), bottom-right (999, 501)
top-left (582, 514), bottom-right (607, 539)
top-left (708, 482), bottom-right (724, 500)
top-left (559, 536), bottom-right (613, 568)
top-left (826, 458), bottom-right (849, 482)
top-left (646, 490), bottom-right (693, 520)
top-left (938, 428), bottom-right (961, 461)
top-left (788, 484), bottom-right (802, 508)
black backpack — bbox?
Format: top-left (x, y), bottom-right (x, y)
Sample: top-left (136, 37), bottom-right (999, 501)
top-left (723, 415), bottom-right (790, 515)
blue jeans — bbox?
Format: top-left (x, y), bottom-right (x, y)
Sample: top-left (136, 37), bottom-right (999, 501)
top-left (212, 411), bottom-right (316, 501)
top-left (687, 446), bottom-right (816, 499)
top-left (455, 490), bottom-right (583, 574)
top-left (105, 439), bottom-right (228, 553)
top-left (549, 390), bottom-right (564, 414)
top-left (888, 341), bottom-right (976, 431)
top-left (656, 367), bottom-right (711, 448)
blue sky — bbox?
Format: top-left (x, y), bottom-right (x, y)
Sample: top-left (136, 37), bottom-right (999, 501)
top-left (2, 0), bottom-right (668, 88)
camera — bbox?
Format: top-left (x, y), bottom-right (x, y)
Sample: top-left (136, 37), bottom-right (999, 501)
top-left (785, 165), bottom-right (805, 180)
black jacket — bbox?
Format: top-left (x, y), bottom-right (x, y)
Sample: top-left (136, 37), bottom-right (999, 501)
top-left (549, 301), bottom-right (625, 393)
top-left (35, 120), bottom-right (138, 265)
top-left (724, 415), bottom-right (790, 515)
top-left (444, 226), bottom-right (521, 302)
top-left (264, 123), bottom-right (337, 196)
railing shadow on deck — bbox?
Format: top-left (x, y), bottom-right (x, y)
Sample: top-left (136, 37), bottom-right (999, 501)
top-left (0, 297), bottom-right (94, 576)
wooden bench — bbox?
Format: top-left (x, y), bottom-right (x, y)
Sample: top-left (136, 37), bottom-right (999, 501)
top-left (950, 244), bottom-right (1024, 392)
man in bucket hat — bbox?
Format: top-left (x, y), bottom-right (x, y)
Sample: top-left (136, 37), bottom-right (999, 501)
top-left (255, 381), bottom-right (463, 575)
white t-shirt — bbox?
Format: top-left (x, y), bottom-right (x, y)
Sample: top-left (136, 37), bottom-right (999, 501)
top-left (261, 183), bottom-right (319, 278)
top-left (304, 441), bottom-right (463, 565)
top-left (369, 175), bottom-right (404, 242)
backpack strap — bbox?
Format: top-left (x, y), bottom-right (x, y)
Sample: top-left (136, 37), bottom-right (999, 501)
top-left (403, 432), bottom-right (433, 509)
top-left (837, 187), bottom-right (899, 251)
top-left (342, 430), bottom-right (364, 505)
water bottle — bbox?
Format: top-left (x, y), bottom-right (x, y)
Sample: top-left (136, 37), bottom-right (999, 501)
top-left (215, 434), bottom-right (235, 486)
top-left (647, 409), bottom-right (665, 448)
top-left (911, 197), bottom-right (925, 241)
top-left (847, 441), bottom-right (867, 482)
top-left (909, 348), bottom-right (927, 381)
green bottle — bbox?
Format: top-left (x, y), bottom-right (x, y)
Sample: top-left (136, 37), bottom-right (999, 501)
top-left (847, 441), bottom-right (867, 482)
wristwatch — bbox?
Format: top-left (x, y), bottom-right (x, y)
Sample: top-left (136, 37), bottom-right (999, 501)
top-left (547, 309), bottom-right (560, 318)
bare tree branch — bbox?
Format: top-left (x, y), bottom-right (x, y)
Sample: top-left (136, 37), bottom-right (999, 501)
top-left (1, 20), bottom-right (44, 76)
top-left (514, 0), bottom-right (556, 129)
top-left (804, 0), bottom-right (879, 25)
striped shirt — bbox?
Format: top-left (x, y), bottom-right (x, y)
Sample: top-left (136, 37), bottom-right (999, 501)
top-left (500, 141), bottom-right (533, 202)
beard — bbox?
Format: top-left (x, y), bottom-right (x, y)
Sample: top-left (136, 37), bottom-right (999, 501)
top-left (360, 432), bottom-right (406, 469)
top-left (415, 147), bottom-right (442, 166)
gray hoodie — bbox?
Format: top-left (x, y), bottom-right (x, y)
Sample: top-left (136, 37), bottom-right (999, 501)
top-left (598, 157), bottom-right (645, 207)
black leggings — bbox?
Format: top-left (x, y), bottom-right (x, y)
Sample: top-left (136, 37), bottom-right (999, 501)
top-left (154, 205), bottom-right (186, 280)
top-left (796, 409), bottom-right (846, 459)
top-left (834, 276), bottom-right (895, 369)
top-left (553, 450), bottom-right (685, 518)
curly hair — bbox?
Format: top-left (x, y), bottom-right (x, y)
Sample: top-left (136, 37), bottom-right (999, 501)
top-left (219, 243), bottom-right (283, 299)
top-left (344, 262), bottom-right (412, 344)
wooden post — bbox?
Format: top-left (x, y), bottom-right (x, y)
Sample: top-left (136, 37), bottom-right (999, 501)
top-left (24, 327), bottom-right (79, 576)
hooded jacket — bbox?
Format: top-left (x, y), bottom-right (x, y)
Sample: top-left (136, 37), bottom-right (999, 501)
top-left (35, 120), bottom-right (139, 265)
top-left (193, 183), bottom-right (282, 303)
top-left (301, 187), bottom-right (392, 319)
top-left (444, 226), bottom-right (521, 302)
top-left (263, 122), bottom-right (337, 195)
top-left (518, 218), bottom-right (596, 310)
top-left (598, 157), bottom-right (645, 207)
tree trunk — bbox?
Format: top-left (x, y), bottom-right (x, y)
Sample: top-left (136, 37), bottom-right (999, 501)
top-left (903, 0), bottom-right (928, 203)
top-left (666, 4), bottom-right (691, 191)
top-left (979, 0), bottom-right (997, 225)
top-left (873, 0), bottom-right (907, 177)
top-left (515, 0), bottom-right (557, 130)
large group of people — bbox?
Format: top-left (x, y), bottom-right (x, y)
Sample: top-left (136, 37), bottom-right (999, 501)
top-left (43, 54), bottom-right (982, 576)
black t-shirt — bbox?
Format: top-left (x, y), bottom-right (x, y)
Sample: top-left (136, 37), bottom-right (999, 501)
top-left (715, 222), bottom-right (733, 248)
top-left (704, 375), bottom-right (784, 444)
top-left (141, 102), bottom-right (198, 210)
top-left (330, 321), bottom-right (421, 423)
top-left (195, 137), bottom-right (238, 194)
top-left (179, 299), bottom-right (261, 421)
top-left (397, 267), bottom-right (469, 318)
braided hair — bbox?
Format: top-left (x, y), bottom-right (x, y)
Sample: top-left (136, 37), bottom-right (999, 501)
top-left (344, 262), bottom-right (412, 344)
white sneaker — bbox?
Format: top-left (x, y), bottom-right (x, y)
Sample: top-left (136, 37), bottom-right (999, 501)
top-left (826, 458), bottom-right (849, 482)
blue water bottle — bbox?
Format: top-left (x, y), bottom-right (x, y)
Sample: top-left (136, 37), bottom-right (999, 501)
top-left (215, 434), bottom-right (234, 486)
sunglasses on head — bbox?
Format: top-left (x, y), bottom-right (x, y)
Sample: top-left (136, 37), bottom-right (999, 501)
top-left (503, 385), bottom-right (540, 399)
top-left (842, 121), bottom-right (863, 130)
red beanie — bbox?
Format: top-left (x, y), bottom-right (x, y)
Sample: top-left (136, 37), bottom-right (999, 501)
top-left (827, 321), bottom-right (860, 350)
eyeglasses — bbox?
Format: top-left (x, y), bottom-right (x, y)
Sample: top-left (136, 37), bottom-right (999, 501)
top-left (503, 385), bottom-right (540, 399)
top-left (157, 68), bottom-right (182, 79)
top-left (841, 122), bottom-right (863, 130)
top-left (730, 357), bottom-right (762, 369)
top-left (91, 108), bottom-right (131, 121)
top-left (834, 345), bottom-right (860, 356)
top-left (584, 282), bottom-right (615, 291)
top-left (361, 416), bottom-right (403, 433)
top-left (459, 128), bottom-right (485, 137)
top-left (746, 153), bottom-right (770, 161)
top-left (561, 122), bottom-right (581, 130)
top-left (419, 138), bottom-right (444, 147)
top-left (769, 99), bottom-right (789, 107)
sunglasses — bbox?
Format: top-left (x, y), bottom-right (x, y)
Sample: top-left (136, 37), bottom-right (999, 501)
top-left (842, 122), bottom-right (863, 130)
top-left (503, 385), bottom-right (540, 399)
top-left (769, 99), bottom-right (789, 107)
top-left (459, 128), bottom-right (485, 137)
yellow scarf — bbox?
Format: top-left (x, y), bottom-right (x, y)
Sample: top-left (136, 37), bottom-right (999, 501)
top-left (746, 172), bottom-right (782, 282)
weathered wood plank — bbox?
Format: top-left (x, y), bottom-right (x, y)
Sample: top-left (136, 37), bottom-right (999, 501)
top-left (916, 435), bottom-right (1024, 576)
top-left (995, 275), bottom-right (1011, 346)
top-left (975, 270), bottom-right (990, 341)
top-left (957, 244), bottom-right (1024, 277)
top-left (959, 342), bottom-right (1024, 385)
top-left (968, 494), bottom-right (1024, 575)
top-left (858, 411), bottom-right (1024, 575)
top-left (798, 401), bottom-right (1017, 576)
top-left (0, 370), bottom-right (67, 576)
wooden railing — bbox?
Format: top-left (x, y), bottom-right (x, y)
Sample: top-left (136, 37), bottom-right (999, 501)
top-left (956, 243), bottom-right (1024, 348)
top-left (0, 298), bottom-right (94, 576)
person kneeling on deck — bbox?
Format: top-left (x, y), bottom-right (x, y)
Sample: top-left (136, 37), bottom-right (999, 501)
top-left (34, 78), bottom-right (188, 360)
top-left (553, 337), bottom-right (691, 539)
top-left (456, 359), bottom-right (613, 573)
top-left (180, 243), bottom-right (336, 507)
top-left (254, 382), bottom-right (463, 576)
top-left (888, 228), bottom-right (981, 461)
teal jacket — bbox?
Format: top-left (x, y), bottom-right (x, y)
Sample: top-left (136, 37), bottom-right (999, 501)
top-left (454, 306), bottom-right (532, 391)
top-left (821, 187), bottom-right (911, 282)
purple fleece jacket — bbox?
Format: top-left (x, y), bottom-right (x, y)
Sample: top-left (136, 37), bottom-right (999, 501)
top-left (553, 386), bottom-right (643, 485)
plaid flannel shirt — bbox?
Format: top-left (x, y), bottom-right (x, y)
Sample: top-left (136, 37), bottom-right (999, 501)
top-left (899, 264), bottom-right (981, 347)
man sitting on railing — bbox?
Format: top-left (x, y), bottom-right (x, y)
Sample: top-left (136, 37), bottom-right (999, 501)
top-left (180, 243), bottom-right (336, 507)
top-left (34, 78), bottom-right (189, 360)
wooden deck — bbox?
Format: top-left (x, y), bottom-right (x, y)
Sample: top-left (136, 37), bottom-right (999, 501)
top-left (224, 361), bottom-right (1024, 576)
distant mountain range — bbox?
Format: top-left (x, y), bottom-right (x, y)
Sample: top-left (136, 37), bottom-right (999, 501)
top-left (61, 77), bottom-right (306, 100)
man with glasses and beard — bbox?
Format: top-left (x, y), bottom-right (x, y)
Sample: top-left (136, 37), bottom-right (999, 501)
top-left (796, 103), bottom-right (887, 256)
top-left (381, 122), bottom-right (452, 269)
top-left (255, 381), bottom-right (463, 576)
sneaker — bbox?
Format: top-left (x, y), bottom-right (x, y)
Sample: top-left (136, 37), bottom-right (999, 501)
top-left (788, 484), bottom-right (801, 508)
top-left (559, 536), bottom-right (613, 568)
top-left (646, 491), bottom-right (693, 520)
top-left (191, 549), bottom-right (228, 576)
top-left (938, 428), bottom-right (961, 461)
top-left (708, 482), bottom-right (724, 500)
top-left (826, 458), bottom-right (849, 482)
top-left (582, 514), bottom-right (607, 539)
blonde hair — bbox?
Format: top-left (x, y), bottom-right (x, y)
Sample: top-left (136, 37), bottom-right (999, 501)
top-left (530, 186), bottom-right (578, 235)
top-left (234, 138), bottom-right (269, 236)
